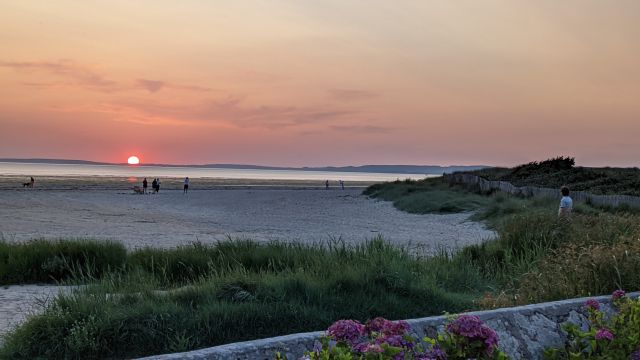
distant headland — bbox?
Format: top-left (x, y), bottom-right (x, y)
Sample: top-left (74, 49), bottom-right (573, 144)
top-left (0, 158), bottom-right (488, 175)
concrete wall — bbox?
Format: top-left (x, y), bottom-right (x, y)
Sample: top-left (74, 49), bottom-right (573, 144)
top-left (444, 173), bottom-right (640, 208)
top-left (137, 292), bottom-right (638, 360)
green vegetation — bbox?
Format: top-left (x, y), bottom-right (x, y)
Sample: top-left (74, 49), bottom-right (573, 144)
top-left (365, 174), bottom-right (640, 309)
top-left (0, 239), bottom-right (127, 284)
top-left (3, 158), bottom-right (640, 358)
top-left (0, 239), bottom-right (486, 359)
top-left (469, 156), bottom-right (640, 196)
top-left (363, 179), bottom-right (491, 214)
top-left (545, 293), bottom-right (640, 359)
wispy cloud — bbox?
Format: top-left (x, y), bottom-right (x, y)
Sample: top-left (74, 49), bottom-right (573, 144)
top-left (58, 95), bottom-right (357, 130)
top-left (136, 79), bottom-right (164, 93)
top-left (328, 89), bottom-right (378, 102)
top-left (0, 59), bottom-right (119, 92)
top-left (135, 78), bottom-right (213, 93)
top-left (176, 96), bottom-right (356, 129)
top-left (330, 124), bottom-right (394, 134)
top-left (1, 59), bottom-right (212, 94)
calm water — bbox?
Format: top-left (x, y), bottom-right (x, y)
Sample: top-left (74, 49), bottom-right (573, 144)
top-left (0, 162), bottom-right (434, 182)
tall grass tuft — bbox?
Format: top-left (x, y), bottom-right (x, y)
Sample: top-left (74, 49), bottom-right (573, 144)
top-left (0, 239), bottom-right (127, 284)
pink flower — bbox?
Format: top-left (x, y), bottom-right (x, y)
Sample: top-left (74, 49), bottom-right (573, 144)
top-left (365, 317), bottom-right (410, 336)
top-left (353, 342), bottom-right (384, 353)
top-left (584, 299), bottom-right (600, 311)
top-left (327, 320), bottom-right (365, 345)
top-left (446, 315), bottom-right (499, 356)
top-left (595, 328), bottom-right (614, 341)
top-left (612, 289), bottom-right (626, 300)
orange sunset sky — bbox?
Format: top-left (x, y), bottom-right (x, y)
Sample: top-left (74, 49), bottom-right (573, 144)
top-left (1, 1), bottom-right (639, 167)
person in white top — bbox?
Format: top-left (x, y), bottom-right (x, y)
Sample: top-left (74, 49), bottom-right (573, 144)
top-left (183, 177), bottom-right (190, 194)
top-left (558, 186), bottom-right (573, 216)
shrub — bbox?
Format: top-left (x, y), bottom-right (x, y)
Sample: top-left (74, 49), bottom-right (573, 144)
top-left (545, 291), bottom-right (640, 359)
top-left (278, 316), bottom-right (509, 360)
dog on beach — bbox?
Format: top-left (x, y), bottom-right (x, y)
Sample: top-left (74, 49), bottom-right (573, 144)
top-left (22, 177), bottom-right (35, 188)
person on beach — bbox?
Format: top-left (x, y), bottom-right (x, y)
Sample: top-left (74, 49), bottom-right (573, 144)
top-left (152, 178), bottom-right (158, 193)
top-left (558, 186), bottom-right (573, 217)
top-left (142, 178), bottom-right (148, 194)
top-left (183, 177), bottom-right (189, 194)
top-left (339, 180), bottom-right (345, 190)
top-left (156, 178), bottom-right (161, 193)
top-left (325, 180), bottom-right (329, 190)
top-left (30, 177), bottom-right (35, 188)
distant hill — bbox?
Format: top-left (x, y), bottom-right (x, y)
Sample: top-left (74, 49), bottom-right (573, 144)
top-left (0, 158), bottom-right (110, 165)
top-left (0, 158), bottom-right (488, 175)
top-left (195, 164), bottom-right (488, 174)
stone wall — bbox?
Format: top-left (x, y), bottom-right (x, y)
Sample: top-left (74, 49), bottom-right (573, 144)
top-left (137, 292), bottom-right (638, 360)
top-left (444, 173), bottom-right (640, 209)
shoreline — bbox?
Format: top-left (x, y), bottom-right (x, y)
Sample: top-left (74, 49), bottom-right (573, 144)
top-left (0, 175), bottom-right (376, 191)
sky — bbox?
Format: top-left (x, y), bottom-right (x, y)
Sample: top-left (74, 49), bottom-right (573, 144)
top-left (1, 1), bottom-right (639, 167)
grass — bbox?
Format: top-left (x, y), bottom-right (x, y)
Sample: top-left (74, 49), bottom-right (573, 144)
top-left (365, 174), bottom-right (640, 309)
top-left (0, 238), bottom-right (488, 359)
top-left (0, 239), bottom-right (127, 284)
top-left (363, 178), bottom-right (491, 214)
top-left (3, 160), bottom-right (640, 358)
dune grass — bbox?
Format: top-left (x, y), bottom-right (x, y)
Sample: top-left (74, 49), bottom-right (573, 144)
top-left (363, 178), bottom-right (491, 214)
top-left (0, 238), bottom-right (488, 359)
top-left (365, 176), bottom-right (640, 308)
top-left (3, 171), bottom-right (640, 358)
top-left (0, 239), bottom-right (127, 284)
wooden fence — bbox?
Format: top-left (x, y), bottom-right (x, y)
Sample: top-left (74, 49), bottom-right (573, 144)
top-left (444, 173), bottom-right (640, 209)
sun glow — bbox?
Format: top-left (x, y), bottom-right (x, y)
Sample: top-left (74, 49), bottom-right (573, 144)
top-left (127, 156), bottom-right (140, 165)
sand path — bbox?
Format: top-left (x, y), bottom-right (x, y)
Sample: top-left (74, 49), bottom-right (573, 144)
top-left (0, 285), bottom-right (75, 342)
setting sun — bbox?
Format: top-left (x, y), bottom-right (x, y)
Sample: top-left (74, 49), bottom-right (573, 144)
top-left (127, 156), bottom-right (140, 165)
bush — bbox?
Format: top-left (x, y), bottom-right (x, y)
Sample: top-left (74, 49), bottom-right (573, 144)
top-left (545, 291), bottom-right (640, 359)
top-left (469, 157), bottom-right (640, 196)
top-left (279, 316), bottom-right (509, 360)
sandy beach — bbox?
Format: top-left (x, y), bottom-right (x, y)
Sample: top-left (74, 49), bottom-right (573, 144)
top-left (0, 185), bottom-right (493, 251)
top-left (0, 178), bottom-right (494, 341)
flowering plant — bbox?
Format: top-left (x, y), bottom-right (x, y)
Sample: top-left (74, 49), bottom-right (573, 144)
top-left (544, 290), bottom-right (640, 359)
top-left (276, 316), bottom-right (508, 360)
top-left (429, 314), bottom-right (505, 359)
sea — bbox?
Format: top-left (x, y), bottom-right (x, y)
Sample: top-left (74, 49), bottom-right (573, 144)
top-left (0, 162), bottom-right (434, 182)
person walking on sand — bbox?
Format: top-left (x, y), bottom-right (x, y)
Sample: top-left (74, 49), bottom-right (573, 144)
top-left (325, 180), bottom-right (329, 190)
top-left (183, 177), bottom-right (190, 194)
top-left (339, 180), bottom-right (345, 190)
top-left (151, 178), bottom-right (158, 193)
top-left (558, 186), bottom-right (573, 217)
top-left (156, 178), bottom-right (161, 193)
top-left (142, 178), bottom-right (148, 194)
